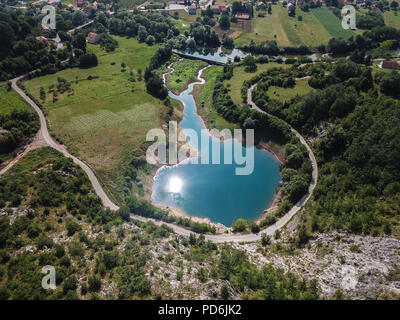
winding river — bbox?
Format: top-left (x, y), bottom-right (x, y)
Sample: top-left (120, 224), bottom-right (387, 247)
top-left (151, 65), bottom-right (282, 226)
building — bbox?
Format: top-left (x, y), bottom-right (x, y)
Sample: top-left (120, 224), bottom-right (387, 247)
top-left (218, 2), bottom-right (227, 11)
top-left (87, 32), bottom-right (100, 44)
top-left (188, 5), bottom-right (197, 14)
top-left (83, 6), bottom-right (93, 14)
top-left (36, 36), bottom-right (49, 46)
top-left (75, 0), bottom-right (84, 7)
top-left (381, 60), bottom-right (400, 70)
top-left (32, 1), bottom-right (42, 7)
top-left (257, 1), bottom-right (266, 9)
top-left (211, 5), bottom-right (220, 14)
top-left (161, 9), bottom-right (169, 16)
top-left (372, 7), bottom-right (383, 15)
top-left (258, 12), bottom-right (265, 17)
top-left (235, 13), bottom-right (251, 20)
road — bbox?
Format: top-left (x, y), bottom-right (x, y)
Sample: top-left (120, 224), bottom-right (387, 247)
top-left (5, 61), bottom-right (317, 243)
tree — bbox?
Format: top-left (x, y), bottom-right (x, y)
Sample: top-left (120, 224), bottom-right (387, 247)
top-left (232, 218), bottom-right (247, 232)
top-left (391, 1), bottom-right (398, 9)
top-left (242, 55), bottom-right (257, 72)
top-left (72, 33), bottom-right (86, 52)
top-left (72, 11), bottom-right (85, 27)
top-left (79, 53), bottom-right (98, 68)
top-left (219, 14), bottom-right (230, 30)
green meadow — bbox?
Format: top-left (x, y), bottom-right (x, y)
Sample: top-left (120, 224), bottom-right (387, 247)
top-left (311, 7), bottom-right (354, 39)
top-left (267, 78), bottom-right (313, 102)
top-left (23, 36), bottom-right (165, 204)
top-left (226, 62), bottom-right (290, 106)
top-left (0, 83), bottom-right (31, 114)
top-left (234, 5), bottom-right (340, 47)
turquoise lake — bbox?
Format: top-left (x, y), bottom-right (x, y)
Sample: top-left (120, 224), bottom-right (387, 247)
top-left (151, 68), bottom-right (281, 226)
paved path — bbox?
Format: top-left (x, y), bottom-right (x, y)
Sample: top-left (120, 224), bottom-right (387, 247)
top-left (5, 62), bottom-right (317, 243)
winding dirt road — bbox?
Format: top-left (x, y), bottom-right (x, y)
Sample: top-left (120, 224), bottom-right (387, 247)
top-left (6, 63), bottom-right (317, 243)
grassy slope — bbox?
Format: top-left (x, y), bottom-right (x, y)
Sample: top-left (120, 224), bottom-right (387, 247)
top-left (165, 59), bottom-right (208, 94)
top-left (267, 78), bottom-right (313, 102)
top-left (234, 6), bottom-right (292, 47)
top-left (311, 7), bottom-right (354, 39)
top-left (234, 5), bottom-right (334, 47)
top-left (383, 10), bottom-right (400, 28)
top-left (226, 62), bottom-right (290, 106)
top-left (0, 83), bottom-right (31, 114)
top-left (193, 66), bottom-right (239, 131)
top-left (0, 82), bottom-right (36, 164)
top-left (22, 36), bottom-right (163, 204)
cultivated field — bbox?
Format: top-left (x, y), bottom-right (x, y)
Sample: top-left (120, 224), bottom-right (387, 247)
top-left (23, 37), bottom-right (164, 204)
top-left (234, 5), bottom-right (336, 47)
top-left (311, 7), bottom-right (354, 39)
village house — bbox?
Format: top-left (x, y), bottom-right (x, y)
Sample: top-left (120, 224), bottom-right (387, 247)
top-left (188, 5), bottom-right (197, 14)
top-left (258, 12), bottom-right (265, 17)
top-left (211, 5), bottom-right (220, 14)
top-left (161, 9), bottom-right (169, 17)
top-left (218, 2), bottom-right (227, 11)
top-left (372, 7), bottom-right (383, 15)
top-left (256, 1), bottom-right (266, 9)
top-left (235, 13), bottom-right (251, 20)
top-left (75, 0), bottom-right (85, 7)
top-left (381, 60), bottom-right (400, 70)
top-left (36, 36), bottom-right (49, 46)
top-left (87, 32), bottom-right (100, 44)
top-left (32, 1), bottom-right (42, 8)
top-left (83, 6), bottom-right (93, 14)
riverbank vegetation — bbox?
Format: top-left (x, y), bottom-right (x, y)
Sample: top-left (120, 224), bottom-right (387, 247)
top-left (165, 59), bottom-right (207, 95)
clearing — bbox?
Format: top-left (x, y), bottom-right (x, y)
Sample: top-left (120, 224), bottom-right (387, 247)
top-left (22, 36), bottom-right (166, 204)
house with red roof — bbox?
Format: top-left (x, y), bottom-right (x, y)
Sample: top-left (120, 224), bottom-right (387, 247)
top-left (36, 36), bottom-right (49, 46)
top-left (381, 60), bottom-right (400, 70)
top-left (211, 5), bottom-right (220, 14)
top-left (257, 1), bottom-right (266, 9)
top-left (75, 0), bottom-right (84, 7)
top-left (235, 13), bottom-right (251, 20)
top-left (87, 32), bottom-right (100, 44)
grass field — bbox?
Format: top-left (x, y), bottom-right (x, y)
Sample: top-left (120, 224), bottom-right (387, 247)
top-left (311, 7), bottom-right (354, 39)
top-left (193, 66), bottom-right (239, 132)
top-left (0, 83), bottom-right (31, 114)
top-left (234, 5), bottom-right (335, 47)
top-left (165, 59), bottom-right (207, 94)
top-left (23, 36), bottom-right (164, 204)
top-left (267, 78), bottom-right (313, 102)
top-left (225, 62), bottom-right (290, 106)
top-left (383, 10), bottom-right (400, 29)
